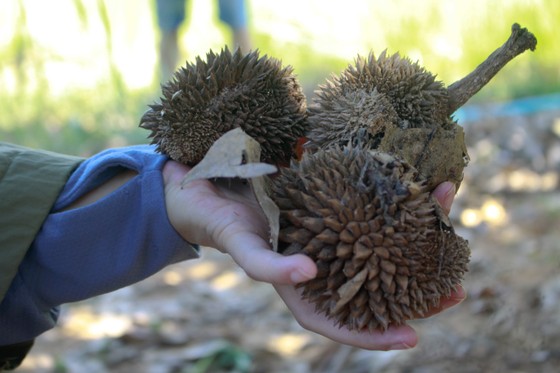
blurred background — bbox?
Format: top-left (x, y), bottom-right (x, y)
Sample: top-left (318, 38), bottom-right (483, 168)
top-left (1, 0), bottom-right (559, 372)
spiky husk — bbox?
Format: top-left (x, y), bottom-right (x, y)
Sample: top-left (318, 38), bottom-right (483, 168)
top-left (306, 51), bottom-right (469, 190)
top-left (140, 48), bottom-right (307, 165)
top-left (271, 145), bottom-right (470, 330)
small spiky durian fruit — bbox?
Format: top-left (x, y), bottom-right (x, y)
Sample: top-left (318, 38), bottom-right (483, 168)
top-left (270, 24), bottom-right (535, 332)
top-left (140, 47), bottom-right (307, 165)
top-left (271, 144), bottom-right (470, 330)
top-left (306, 51), bottom-right (468, 190)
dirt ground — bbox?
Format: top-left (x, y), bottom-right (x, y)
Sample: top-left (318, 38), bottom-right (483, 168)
top-left (16, 108), bottom-right (560, 373)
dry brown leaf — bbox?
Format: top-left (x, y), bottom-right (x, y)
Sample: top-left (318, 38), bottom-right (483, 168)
top-left (253, 177), bottom-right (280, 252)
top-left (181, 128), bottom-right (277, 183)
top-left (181, 128), bottom-right (280, 251)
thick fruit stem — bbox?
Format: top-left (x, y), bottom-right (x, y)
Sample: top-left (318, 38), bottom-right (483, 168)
top-left (447, 23), bottom-right (537, 114)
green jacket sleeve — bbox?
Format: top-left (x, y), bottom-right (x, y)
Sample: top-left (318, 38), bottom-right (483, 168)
top-left (0, 142), bottom-right (83, 301)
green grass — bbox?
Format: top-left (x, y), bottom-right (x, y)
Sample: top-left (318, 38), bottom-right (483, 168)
top-left (0, 81), bottom-right (153, 156)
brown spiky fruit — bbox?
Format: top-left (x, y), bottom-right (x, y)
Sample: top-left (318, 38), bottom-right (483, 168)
top-left (271, 145), bottom-right (470, 330)
top-left (306, 24), bottom-right (537, 190)
top-left (140, 48), bottom-right (307, 165)
top-left (271, 24), bottom-right (536, 331)
top-left (306, 50), bottom-right (468, 190)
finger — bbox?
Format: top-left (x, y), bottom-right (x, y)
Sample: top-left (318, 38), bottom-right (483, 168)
top-left (274, 284), bottom-right (418, 350)
top-left (431, 181), bottom-right (456, 215)
top-left (225, 232), bottom-right (317, 285)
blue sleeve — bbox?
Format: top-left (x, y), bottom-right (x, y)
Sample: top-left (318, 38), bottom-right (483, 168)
top-left (0, 145), bottom-right (199, 344)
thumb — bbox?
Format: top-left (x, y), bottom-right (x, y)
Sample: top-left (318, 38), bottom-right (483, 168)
top-left (431, 182), bottom-right (456, 215)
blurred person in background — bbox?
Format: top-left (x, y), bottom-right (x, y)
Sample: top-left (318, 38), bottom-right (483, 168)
top-left (156, 0), bottom-right (252, 79)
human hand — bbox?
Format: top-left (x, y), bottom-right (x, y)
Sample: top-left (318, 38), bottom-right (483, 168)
top-left (273, 283), bottom-right (466, 350)
top-left (163, 160), bottom-right (317, 284)
top-left (164, 162), bottom-right (466, 350)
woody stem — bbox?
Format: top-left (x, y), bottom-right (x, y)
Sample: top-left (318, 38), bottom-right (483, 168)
top-left (447, 23), bottom-right (537, 114)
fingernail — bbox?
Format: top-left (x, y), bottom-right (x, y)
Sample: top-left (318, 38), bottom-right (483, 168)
top-left (290, 268), bottom-right (314, 283)
top-left (388, 342), bottom-right (413, 350)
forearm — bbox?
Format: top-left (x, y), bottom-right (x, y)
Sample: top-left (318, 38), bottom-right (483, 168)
top-left (0, 145), bottom-right (199, 344)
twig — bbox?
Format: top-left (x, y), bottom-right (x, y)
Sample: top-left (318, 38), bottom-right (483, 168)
top-left (447, 23), bottom-right (537, 114)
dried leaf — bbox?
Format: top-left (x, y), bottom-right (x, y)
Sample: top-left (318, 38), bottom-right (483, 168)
top-left (181, 128), bottom-right (277, 183)
top-left (251, 174), bottom-right (280, 252)
top-left (181, 128), bottom-right (280, 251)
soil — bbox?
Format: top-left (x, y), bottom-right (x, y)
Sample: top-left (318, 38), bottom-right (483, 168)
top-left (17, 108), bottom-right (560, 373)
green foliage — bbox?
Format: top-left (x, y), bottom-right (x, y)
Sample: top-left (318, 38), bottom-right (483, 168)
top-left (71, 0), bottom-right (88, 28)
top-left (0, 83), bottom-right (152, 156)
top-left (0, 0), bottom-right (146, 155)
top-left (188, 343), bottom-right (252, 373)
top-left (53, 357), bottom-right (68, 373)
top-left (0, 0), bottom-right (557, 155)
